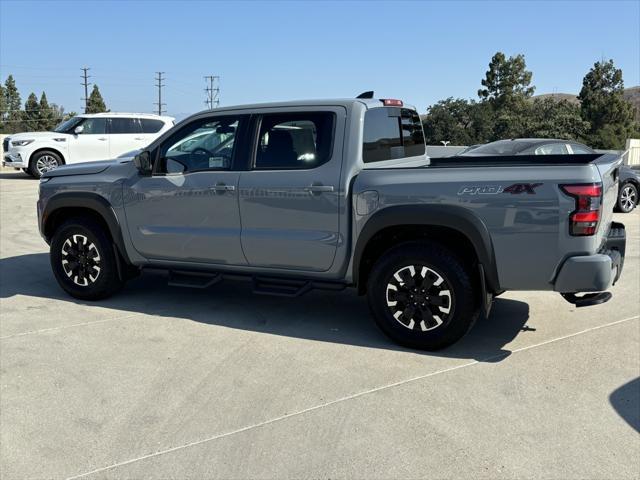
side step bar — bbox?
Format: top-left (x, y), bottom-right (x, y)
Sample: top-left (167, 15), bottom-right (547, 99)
top-left (561, 291), bottom-right (612, 307)
top-left (165, 269), bottom-right (347, 297)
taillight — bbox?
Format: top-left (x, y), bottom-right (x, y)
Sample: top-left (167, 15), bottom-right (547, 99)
top-left (382, 99), bottom-right (403, 107)
top-left (561, 183), bottom-right (602, 236)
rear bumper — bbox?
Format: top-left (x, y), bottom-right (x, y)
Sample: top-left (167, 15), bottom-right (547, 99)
top-left (554, 222), bottom-right (626, 293)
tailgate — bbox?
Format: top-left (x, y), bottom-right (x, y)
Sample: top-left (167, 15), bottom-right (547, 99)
top-left (594, 153), bottom-right (624, 245)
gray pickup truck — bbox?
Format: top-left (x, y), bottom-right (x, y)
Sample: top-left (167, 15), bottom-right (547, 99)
top-left (37, 96), bottom-right (627, 350)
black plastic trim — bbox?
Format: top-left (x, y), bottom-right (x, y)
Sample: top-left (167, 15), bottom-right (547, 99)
top-left (42, 192), bottom-right (131, 265)
top-left (353, 205), bottom-right (500, 292)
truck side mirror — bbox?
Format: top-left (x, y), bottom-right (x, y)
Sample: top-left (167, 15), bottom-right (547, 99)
top-left (74, 125), bottom-right (84, 135)
top-left (133, 150), bottom-right (152, 175)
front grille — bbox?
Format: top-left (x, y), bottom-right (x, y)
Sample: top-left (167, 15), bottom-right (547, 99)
top-left (2, 137), bottom-right (10, 153)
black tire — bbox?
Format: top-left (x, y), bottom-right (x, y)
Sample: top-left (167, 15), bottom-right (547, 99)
top-left (22, 168), bottom-right (35, 178)
top-left (29, 150), bottom-right (63, 179)
top-left (617, 182), bottom-right (638, 213)
top-left (50, 217), bottom-right (124, 300)
top-left (367, 241), bottom-right (480, 351)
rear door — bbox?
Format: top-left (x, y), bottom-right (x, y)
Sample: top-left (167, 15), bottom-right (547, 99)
top-left (238, 108), bottom-right (345, 271)
top-left (108, 117), bottom-right (145, 158)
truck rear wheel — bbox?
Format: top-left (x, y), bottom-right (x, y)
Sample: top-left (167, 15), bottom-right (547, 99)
top-left (367, 241), bottom-right (480, 350)
top-left (50, 217), bottom-right (124, 300)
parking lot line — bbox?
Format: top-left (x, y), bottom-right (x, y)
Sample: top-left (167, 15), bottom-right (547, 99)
top-left (0, 313), bottom-right (141, 340)
top-left (65, 314), bottom-right (639, 480)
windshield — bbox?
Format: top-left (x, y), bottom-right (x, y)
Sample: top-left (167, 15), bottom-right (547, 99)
top-left (458, 140), bottom-right (532, 156)
top-left (53, 116), bottom-right (83, 133)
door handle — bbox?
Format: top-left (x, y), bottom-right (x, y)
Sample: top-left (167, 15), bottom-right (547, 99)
top-left (211, 182), bottom-right (236, 193)
top-left (134, 137), bottom-right (145, 141)
top-left (304, 184), bottom-right (334, 194)
top-left (97, 137), bottom-right (107, 141)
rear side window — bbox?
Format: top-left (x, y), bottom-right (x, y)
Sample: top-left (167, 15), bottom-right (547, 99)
top-left (254, 112), bottom-right (334, 170)
top-left (141, 119), bottom-right (165, 133)
top-left (110, 118), bottom-right (141, 134)
top-left (363, 107), bottom-right (425, 163)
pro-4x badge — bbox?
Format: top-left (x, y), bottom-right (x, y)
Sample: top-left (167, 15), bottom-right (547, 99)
top-left (458, 183), bottom-right (543, 195)
top-left (503, 183), bottom-right (543, 194)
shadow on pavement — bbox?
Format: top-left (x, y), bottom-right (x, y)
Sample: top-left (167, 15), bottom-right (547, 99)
top-left (0, 171), bottom-right (33, 180)
top-left (610, 377), bottom-right (640, 432)
top-left (0, 253), bottom-right (532, 361)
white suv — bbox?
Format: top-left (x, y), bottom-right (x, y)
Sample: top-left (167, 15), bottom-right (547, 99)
top-left (2, 112), bottom-right (174, 178)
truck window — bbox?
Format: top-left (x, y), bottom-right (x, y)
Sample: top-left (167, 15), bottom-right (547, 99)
top-left (157, 116), bottom-right (242, 174)
top-left (254, 112), bottom-right (334, 170)
top-left (363, 108), bottom-right (425, 163)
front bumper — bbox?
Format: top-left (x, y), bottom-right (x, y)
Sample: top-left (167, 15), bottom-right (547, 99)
top-left (3, 152), bottom-right (27, 168)
top-left (554, 221), bottom-right (626, 294)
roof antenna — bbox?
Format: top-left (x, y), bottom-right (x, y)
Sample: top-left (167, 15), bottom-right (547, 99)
top-left (356, 91), bottom-right (374, 99)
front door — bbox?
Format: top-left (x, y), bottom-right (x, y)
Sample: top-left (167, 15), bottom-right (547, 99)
top-left (238, 108), bottom-right (345, 272)
top-left (67, 117), bottom-right (110, 162)
top-left (123, 114), bottom-right (248, 265)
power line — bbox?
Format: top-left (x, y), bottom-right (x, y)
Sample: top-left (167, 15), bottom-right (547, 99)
top-left (204, 75), bottom-right (220, 109)
top-left (81, 67), bottom-right (91, 113)
top-left (154, 72), bottom-right (166, 116)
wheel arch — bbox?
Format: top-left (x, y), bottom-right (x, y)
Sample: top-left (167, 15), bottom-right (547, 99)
top-left (42, 193), bottom-right (131, 266)
top-left (353, 205), bottom-right (500, 294)
top-left (30, 147), bottom-right (66, 165)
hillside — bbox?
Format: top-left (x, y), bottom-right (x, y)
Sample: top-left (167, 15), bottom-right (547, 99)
top-left (534, 86), bottom-right (640, 119)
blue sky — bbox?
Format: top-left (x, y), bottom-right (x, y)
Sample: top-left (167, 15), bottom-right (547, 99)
top-left (1, 0), bottom-right (638, 119)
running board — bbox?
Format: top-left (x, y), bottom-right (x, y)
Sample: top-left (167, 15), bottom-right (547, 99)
top-left (252, 276), bottom-right (346, 297)
top-left (561, 291), bottom-right (612, 307)
top-left (168, 270), bottom-right (222, 289)
top-left (163, 269), bottom-right (346, 297)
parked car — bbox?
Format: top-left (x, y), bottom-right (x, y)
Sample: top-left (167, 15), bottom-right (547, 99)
top-left (616, 166), bottom-right (639, 213)
top-left (37, 96), bottom-right (626, 350)
top-left (2, 113), bottom-right (174, 178)
top-left (456, 138), bottom-right (595, 157)
top-left (458, 139), bottom-right (638, 213)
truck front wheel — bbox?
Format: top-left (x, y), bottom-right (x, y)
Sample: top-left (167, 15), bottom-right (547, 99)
top-left (50, 217), bottom-right (124, 300)
top-left (367, 241), bottom-right (480, 350)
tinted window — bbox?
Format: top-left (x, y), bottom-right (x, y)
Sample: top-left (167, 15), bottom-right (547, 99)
top-left (159, 116), bottom-right (242, 173)
top-left (79, 118), bottom-right (107, 135)
top-left (459, 140), bottom-right (531, 156)
top-left (141, 119), bottom-right (165, 133)
top-left (363, 107), bottom-right (425, 163)
top-left (110, 118), bottom-right (141, 134)
top-left (254, 112), bottom-right (334, 170)
top-left (535, 143), bottom-right (568, 155)
top-left (569, 143), bottom-right (594, 154)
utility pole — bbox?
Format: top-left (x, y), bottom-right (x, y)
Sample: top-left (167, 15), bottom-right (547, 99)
top-left (81, 67), bottom-right (91, 113)
top-left (154, 72), bottom-right (166, 115)
top-left (204, 75), bottom-right (220, 109)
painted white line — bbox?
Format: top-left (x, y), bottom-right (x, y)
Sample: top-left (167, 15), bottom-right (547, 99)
top-left (66, 314), bottom-right (640, 479)
top-left (0, 313), bottom-right (140, 340)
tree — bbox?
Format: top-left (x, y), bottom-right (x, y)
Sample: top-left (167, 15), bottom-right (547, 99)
top-left (38, 92), bottom-right (56, 131)
top-left (0, 83), bottom-right (5, 132)
top-left (85, 85), bottom-right (107, 113)
top-left (4, 75), bottom-right (22, 133)
top-left (527, 98), bottom-right (589, 141)
top-left (422, 98), bottom-right (494, 145)
top-left (478, 52), bottom-right (535, 109)
top-left (23, 93), bottom-right (41, 131)
top-left (578, 59), bottom-right (638, 149)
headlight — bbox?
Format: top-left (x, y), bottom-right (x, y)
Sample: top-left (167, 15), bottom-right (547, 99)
top-left (11, 139), bottom-right (34, 147)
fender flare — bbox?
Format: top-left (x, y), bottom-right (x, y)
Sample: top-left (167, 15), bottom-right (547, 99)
top-left (42, 192), bottom-right (131, 264)
top-left (352, 204), bottom-right (500, 292)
